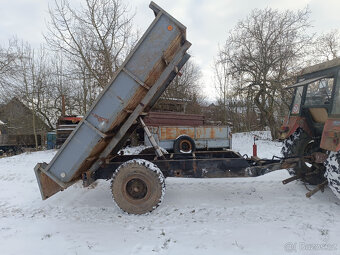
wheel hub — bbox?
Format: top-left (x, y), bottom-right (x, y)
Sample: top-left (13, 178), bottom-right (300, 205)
top-left (179, 140), bottom-right (192, 152)
top-left (300, 141), bottom-right (326, 185)
top-left (125, 178), bottom-right (148, 200)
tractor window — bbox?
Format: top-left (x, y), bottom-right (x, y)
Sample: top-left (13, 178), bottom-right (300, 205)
top-left (332, 71), bottom-right (340, 114)
top-left (304, 78), bottom-right (334, 106)
top-left (291, 86), bottom-right (303, 114)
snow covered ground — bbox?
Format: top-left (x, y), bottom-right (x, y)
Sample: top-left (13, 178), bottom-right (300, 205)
top-left (232, 130), bottom-right (283, 159)
top-left (0, 131), bottom-right (340, 255)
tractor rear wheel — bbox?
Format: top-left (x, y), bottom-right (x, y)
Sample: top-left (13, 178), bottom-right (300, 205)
top-left (324, 151), bottom-right (340, 200)
top-left (111, 159), bottom-right (165, 214)
top-left (281, 128), bottom-right (326, 185)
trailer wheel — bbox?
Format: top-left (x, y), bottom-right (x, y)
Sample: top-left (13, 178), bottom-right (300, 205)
top-left (324, 151), bottom-right (340, 200)
top-left (111, 159), bottom-right (165, 214)
top-left (173, 135), bottom-right (196, 153)
top-left (281, 128), bottom-right (325, 185)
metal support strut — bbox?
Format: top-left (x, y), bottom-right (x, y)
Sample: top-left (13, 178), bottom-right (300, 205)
top-left (282, 174), bottom-right (302, 185)
top-left (139, 117), bottom-right (165, 159)
top-left (305, 180), bottom-right (328, 198)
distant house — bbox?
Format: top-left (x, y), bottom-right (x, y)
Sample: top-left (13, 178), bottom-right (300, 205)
top-left (0, 98), bottom-right (50, 147)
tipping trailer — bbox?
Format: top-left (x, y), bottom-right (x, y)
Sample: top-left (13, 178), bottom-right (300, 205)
top-left (34, 2), bottom-right (292, 215)
top-left (34, 1), bottom-right (192, 199)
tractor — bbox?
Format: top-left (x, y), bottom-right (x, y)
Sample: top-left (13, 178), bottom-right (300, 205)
top-left (280, 58), bottom-right (340, 199)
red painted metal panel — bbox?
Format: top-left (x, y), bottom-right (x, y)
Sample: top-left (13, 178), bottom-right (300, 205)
top-left (280, 116), bottom-right (312, 139)
top-left (144, 111), bottom-right (204, 126)
top-left (321, 118), bottom-right (340, 151)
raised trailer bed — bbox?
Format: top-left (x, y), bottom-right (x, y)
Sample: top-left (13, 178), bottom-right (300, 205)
top-left (35, 1), bottom-right (192, 201)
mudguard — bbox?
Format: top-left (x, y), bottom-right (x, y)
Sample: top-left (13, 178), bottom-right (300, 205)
top-left (321, 118), bottom-right (340, 151)
top-left (279, 116), bottom-right (312, 140)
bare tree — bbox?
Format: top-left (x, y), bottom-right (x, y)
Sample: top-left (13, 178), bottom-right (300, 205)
top-left (5, 41), bottom-right (51, 149)
top-left (313, 29), bottom-right (340, 62)
top-left (45, 0), bottom-right (138, 90)
top-left (157, 59), bottom-right (204, 114)
top-left (70, 60), bottom-right (100, 114)
top-left (0, 40), bottom-right (18, 96)
top-left (218, 7), bottom-right (312, 139)
top-left (214, 55), bottom-right (260, 130)
top-left (214, 49), bottom-right (232, 124)
top-left (48, 54), bottom-right (72, 116)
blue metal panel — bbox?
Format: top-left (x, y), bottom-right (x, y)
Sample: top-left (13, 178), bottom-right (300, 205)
top-left (145, 125), bottom-right (231, 151)
top-left (126, 15), bottom-right (179, 81)
top-left (87, 72), bottom-right (139, 131)
top-left (158, 140), bottom-right (173, 150)
top-left (46, 132), bottom-right (56, 150)
top-left (207, 139), bottom-right (230, 148)
top-left (195, 140), bottom-right (208, 149)
top-left (49, 124), bottom-right (102, 182)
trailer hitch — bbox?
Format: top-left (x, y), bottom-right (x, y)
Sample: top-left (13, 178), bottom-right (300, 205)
top-left (246, 152), bottom-right (328, 179)
top-left (280, 152), bottom-right (329, 198)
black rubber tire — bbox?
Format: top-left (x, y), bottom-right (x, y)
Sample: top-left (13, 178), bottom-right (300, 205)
top-left (324, 151), bottom-right (340, 200)
top-left (111, 159), bottom-right (165, 214)
top-left (281, 128), bottom-right (326, 185)
top-left (173, 135), bottom-right (196, 154)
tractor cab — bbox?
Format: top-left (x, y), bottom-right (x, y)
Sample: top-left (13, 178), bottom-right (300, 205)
top-left (280, 59), bottom-right (340, 196)
top-left (281, 59), bottom-right (340, 151)
top-left (290, 76), bottom-right (335, 132)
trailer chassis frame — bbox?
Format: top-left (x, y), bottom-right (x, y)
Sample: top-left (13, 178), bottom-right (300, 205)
top-left (82, 151), bottom-right (283, 185)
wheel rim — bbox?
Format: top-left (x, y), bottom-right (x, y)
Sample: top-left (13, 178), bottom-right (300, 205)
top-left (302, 140), bottom-right (316, 170)
top-left (125, 178), bottom-right (148, 200)
top-left (179, 140), bottom-right (192, 152)
top-left (121, 174), bottom-right (152, 203)
top-left (301, 140), bottom-right (326, 184)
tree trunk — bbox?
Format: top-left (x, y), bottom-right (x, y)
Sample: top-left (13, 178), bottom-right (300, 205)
top-left (32, 108), bottom-right (38, 150)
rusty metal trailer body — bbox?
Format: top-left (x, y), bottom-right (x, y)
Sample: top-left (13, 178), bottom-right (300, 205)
top-left (56, 116), bottom-right (82, 147)
top-left (34, 2), bottom-right (191, 199)
top-left (145, 125), bottom-right (231, 151)
top-left (143, 111), bottom-right (205, 126)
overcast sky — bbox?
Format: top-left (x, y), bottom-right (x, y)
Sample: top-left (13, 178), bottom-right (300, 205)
top-left (1, 0), bottom-right (340, 100)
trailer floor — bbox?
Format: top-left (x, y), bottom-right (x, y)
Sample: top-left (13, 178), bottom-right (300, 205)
top-left (0, 132), bottom-right (340, 255)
